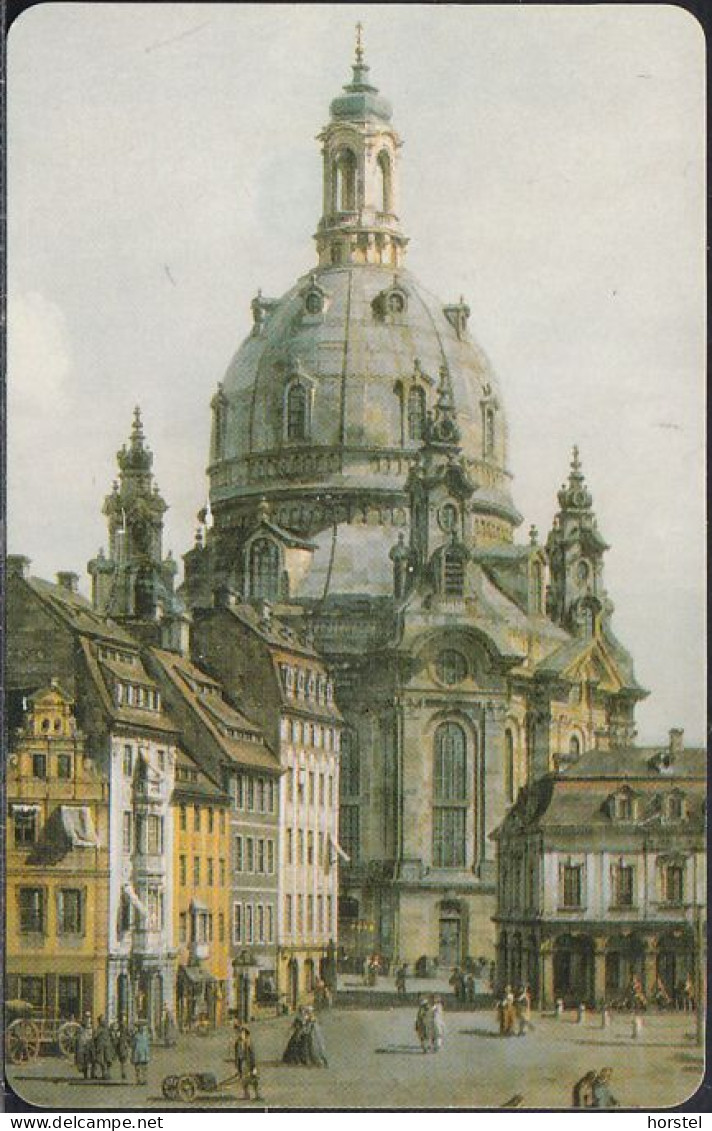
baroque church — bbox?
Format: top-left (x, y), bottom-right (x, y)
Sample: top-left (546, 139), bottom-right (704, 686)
top-left (93, 37), bottom-right (646, 967)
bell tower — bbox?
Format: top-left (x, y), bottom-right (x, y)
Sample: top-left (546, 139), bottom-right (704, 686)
top-left (546, 446), bottom-right (611, 636)
top-left (88, 407), bottom-right (179, 632)
top-left (315, 25), bottom-right (408, 269)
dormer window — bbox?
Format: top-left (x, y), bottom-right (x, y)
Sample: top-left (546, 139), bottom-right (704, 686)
top-left (372, 281), bottom-right (408, 323)
top-left (610, 788), bottom-right (638, 821)
top-left (249, 538), bottom-right (280, 601)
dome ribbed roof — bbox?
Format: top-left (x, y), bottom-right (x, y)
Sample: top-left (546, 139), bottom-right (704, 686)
top-left (212, 263), bottom-right (519, 528)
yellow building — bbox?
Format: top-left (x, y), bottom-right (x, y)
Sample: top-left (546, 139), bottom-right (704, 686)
top-left (172, 749), bottom-right (231, 1029)
top-left (6, 681), bottom-right (110, 1021)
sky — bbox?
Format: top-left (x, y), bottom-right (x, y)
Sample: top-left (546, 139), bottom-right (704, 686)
top-left (8, 3), bottom-right (706, 745)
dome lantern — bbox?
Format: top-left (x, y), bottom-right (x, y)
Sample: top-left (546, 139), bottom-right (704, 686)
top-left (315, 26), bottom-right (408, 269)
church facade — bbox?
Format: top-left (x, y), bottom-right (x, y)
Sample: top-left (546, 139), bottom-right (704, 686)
top-left (181, 40), bottom-right (647, 967)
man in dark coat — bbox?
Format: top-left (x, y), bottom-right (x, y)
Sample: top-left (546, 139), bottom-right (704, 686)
top-left (93, 1016), bottom-right (114, 1080)
top-left (112, 1019), bottom-right (131, 1081)
top-left (592, 1068), bottom-right (619, 1108)
top-left (234, 1025), bottom-right (262, 1100)
top-left (75, 1018), bottom-right (94, 1080)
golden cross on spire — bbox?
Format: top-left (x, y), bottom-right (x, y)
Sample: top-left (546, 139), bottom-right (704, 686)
top-left (355, 22), bottom-right (364, 65)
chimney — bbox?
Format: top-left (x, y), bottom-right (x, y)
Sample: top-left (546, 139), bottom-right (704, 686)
top-left (7, 554), bottom-right (31, 580)
top-left (669, 728), bottom-right (684, 756)
top-left (56, 571), bottom-right (79, 594)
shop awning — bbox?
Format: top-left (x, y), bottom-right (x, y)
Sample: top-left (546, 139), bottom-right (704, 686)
top-left (329, 835), bottom-right (350, 863)
top-left (60, 805), bottom-right (100, 847)
top-left (178, 965), bottom-right (216, 986)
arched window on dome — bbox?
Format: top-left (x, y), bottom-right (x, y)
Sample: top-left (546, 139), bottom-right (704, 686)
top-left (407, 386), bottom-right (426, 442)
top-left (376, 150), bottom-right (392, 213)
top-left (286, 383), bottom-right (309, 442)
top-left (484, 406), bottom-right (496, 458)
top-left (433, 722), bottom-right (467, 867)
top-left (333, 149), bottom-right (357, 212)
top-left (249, 539), bottom-right (280, 600)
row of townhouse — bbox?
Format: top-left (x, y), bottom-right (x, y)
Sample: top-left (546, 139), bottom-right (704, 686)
top-left (6, 556), bottom-right (342, 1030)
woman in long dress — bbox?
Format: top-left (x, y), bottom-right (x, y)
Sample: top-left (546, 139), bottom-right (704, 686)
top-left (282, 1011), bottom-right (307, 1064)
top-left (431, 995), bottom-right (445, 1052)
top-left (303, 1008), bottom-right (328, 1067)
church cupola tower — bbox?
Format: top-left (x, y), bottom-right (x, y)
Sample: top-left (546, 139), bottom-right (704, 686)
top-left (315, 25), bottom-right (408, 269)
top-left (546, 446), bottom-right (610, 636)
top-left (88, 407), bottom-right (180, 633)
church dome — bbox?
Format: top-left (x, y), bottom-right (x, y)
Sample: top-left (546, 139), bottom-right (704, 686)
top-left (205, 35), bottom-right (521, 596)
top-left (213, 264), bottom-right (517, 530)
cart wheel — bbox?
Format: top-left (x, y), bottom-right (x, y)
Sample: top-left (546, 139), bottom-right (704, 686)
top-left (58, 1021), bottom-right (81, 1060)
top-left (177, 1076), bottom-right (198, 1102)
top-left (6, 1019), bottom-right (40, 1064)
top-left (162, 1076), bottom-right (180, 1100)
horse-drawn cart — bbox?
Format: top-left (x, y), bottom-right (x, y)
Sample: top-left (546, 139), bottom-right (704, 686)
top-left (5, 1000), bottom-right (81, 1065)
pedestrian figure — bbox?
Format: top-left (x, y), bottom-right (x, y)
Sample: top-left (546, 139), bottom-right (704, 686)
top-left (572, 1070), bottom-right (597, 1108)
top-left (395, 964), bottom-right (407, 997)
top-left (555, 998), bottom-right (564, 1020)
top-left (466, 973), bottom-right (475, 1005)
top-left (161, 1006), bottom-right (176, 1047)
top-left (131, 1022), bottom-right (150, 1085)
top-left (112, 1018), bottom-right (131, 1081)
top-left (431, 995), bottom-right (445, 1051)
top-left (449, 967), bottom-right (465, 1002)
top-left (93, 1015), bottom-right (114, 1081)
top-left (302, 1006), bottom-right (328, 1066)
top-left (515, 985), bottom-right (531, 1036)
top-left (415, 997), bottom-right (430, 1053)
top-left (592, 1067), bottom-right (619, 1108)
top-left (600, 1003), bottom-right (611, 1029)
top-left (683, 974), bottom-right (695, 1012)
top-left (234, 1024), bottom-right (263, 1100)
top-left (75, 1017), bottom-right (95, 1080)
top-left (576, 1002), bottom-right (586, 1025)
top-left (282, 1009), bottom-right (308, 1064)
top-left (631, 1014), bottom-right (643, 1040)
top-left (499, 986), bottom-right (515, 1036)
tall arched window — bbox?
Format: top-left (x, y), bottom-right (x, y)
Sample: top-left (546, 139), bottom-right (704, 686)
top-left (484, 407), bottom-right (496, 457)
top-left (376, 150), bottom-right (392, 213)
top-left (286, 383), bottom-right (308, 442)
top-left (334, 149), bottom-right (357, 212)
top-left (249, 539), bottom-right (280, 600)
top-left (407, 386), bottom-right (426, 441)
top-left (505, 728), bottom-right (515, 803)
top-left (433, 722), bottom-right (467, 868)
top-left (340, 729), bottom-right (360, 797)
top-left (569, 734), bottom-right (581, 758)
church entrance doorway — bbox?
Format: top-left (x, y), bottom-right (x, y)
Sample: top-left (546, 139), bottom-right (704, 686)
top-left (438, 915), bottom-right (461, 967)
